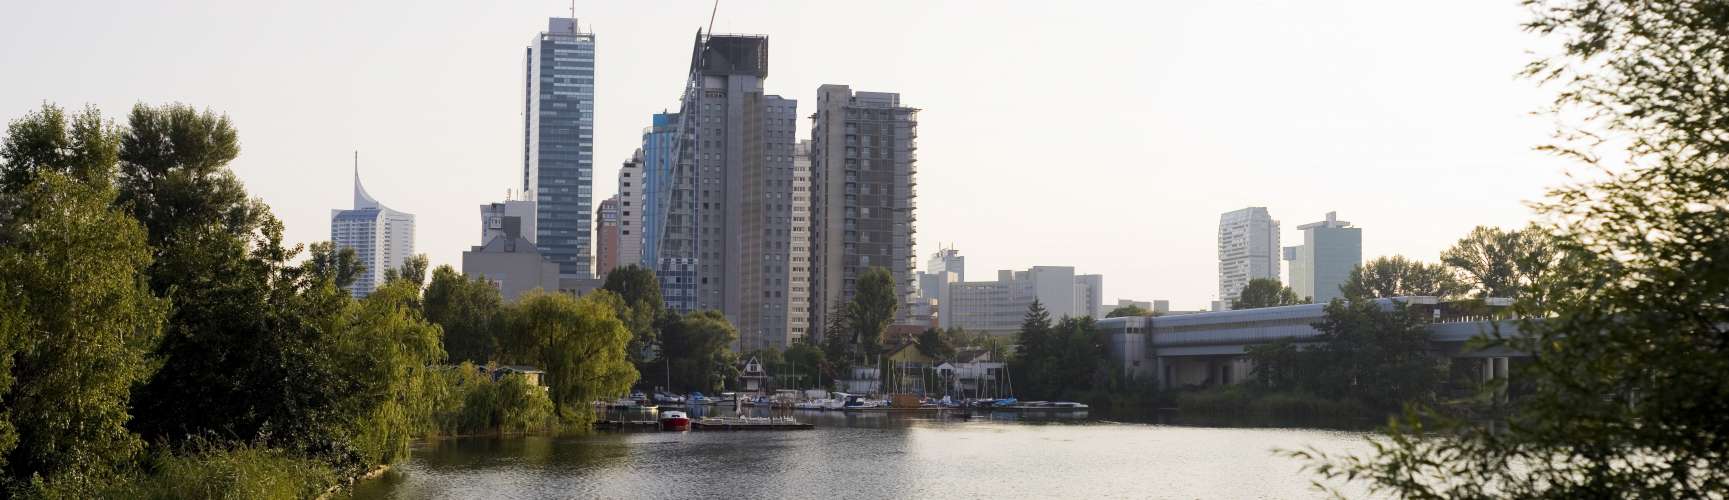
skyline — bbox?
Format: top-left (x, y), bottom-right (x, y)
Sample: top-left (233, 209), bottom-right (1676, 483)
top-left (0, 1), bottom-right (1571, 309)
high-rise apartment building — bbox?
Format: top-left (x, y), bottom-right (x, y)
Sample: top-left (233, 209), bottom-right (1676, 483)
top-left (523, 17), bottom-right (596, 278)
top-left (808, 84), bottom-right (920, 335)
top-left (789, 140), bottom-right (813, 343)
top-left (595, 195), bottom-right (620, 278)
top-left (1283, 211), bottom-right (1361, 303)
top-left (640, 112), bottom-right (678, 277)
top-left (1075, 274), bottom-right (1105, 319)
top-left (331, 166), bottom-right (415, 298)
top-left (921, 246), bottom-right (965, 328)
top-left (616, 150), bottom-right (644, 269)
top-left (649, 33), bottom-right (797, 351)
top-left (1217, 207), bottom-right (1280, 310)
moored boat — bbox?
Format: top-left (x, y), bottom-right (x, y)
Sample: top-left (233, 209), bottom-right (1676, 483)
top-left (659, 410), bottom-right (690, 431)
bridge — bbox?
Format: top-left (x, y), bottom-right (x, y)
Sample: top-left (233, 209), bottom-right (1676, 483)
top-left (1098, 297), bottom-right (1525, 389)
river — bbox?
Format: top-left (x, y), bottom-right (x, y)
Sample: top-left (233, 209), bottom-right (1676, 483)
top-left (347, 408), bottom-right (1377, 499)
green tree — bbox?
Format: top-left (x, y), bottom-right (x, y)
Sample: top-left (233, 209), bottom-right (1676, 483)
top-left (0, 172), bottom-right (167, 494)
top-left (1104, 305), bottom-right (1155, 318)
top-left (657, 310), bottom-right (740, 393)
top-left (915, 328), bottom-right (956, 361)
top-left (1440, 225), bottom-right (1554, 299)
top-left (847, 267), bottom-right (899, 358)
top-left (783, 340), bottom-right (828, 390)
top-left (0, 104), bottom-right (118, 195)
top-left (819, 304), bottom-right (855, 365)
top-left (601, 264), bottom-right (663, 366)
top-left (305, 241), bottom-right (364, 289)
top-left (1302, 2), bottom-right (1729, 496)
top-left (335, 280), bottom-right (445, 466)
top-left (1340, 256), bottom-right (1467, 300)
top-left (503, 291), bottom-right (638, 424)
top-left (1235, 278), bottom-right (1305, 309)
top-left (383, 254), bottom-right (429, 289)
top-left (423, 266), bottom-right (503, 365)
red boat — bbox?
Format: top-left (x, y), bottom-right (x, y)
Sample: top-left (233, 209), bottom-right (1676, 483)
top-left (659, 410), bottom-right (690, 431)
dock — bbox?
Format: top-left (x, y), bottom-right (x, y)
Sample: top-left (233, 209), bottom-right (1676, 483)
top-left (690, 417), bottom-right (814, 431)
top-left (593, 420), bottom-right (661, 430)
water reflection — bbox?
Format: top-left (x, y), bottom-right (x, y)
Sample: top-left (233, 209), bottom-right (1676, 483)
top-left (348, 409), bottom-right (1373, 499)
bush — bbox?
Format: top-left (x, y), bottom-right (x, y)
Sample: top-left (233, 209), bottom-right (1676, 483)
top-left (54, 443), bottom-right (336, 500)
top-left (1176, 386), bottom-right (1373, 420)
top-left (426, 363), bottom-right (556, 436)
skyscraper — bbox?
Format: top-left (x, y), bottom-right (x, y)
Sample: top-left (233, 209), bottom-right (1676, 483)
top-left (789, 140), bottom-right (813, 343)
top-left (921, 245), bottom-right (964, 328)
top-left (523, 17), bottom-right (595, 278)
top-left (1217, 207), bottom-right (1280, 310)
top-left (616, 150), bottom-right (644, 269)
top-left (649, 32), bottom-right (797, 351)
top-left (331, 164), bottom-right (415, 298)
top-left (1284, 211), bottom-right (1361, 303)
top-left (595, 195), bottom-right (620, 278)
top-left (808, 85), bottom-right (920, 335)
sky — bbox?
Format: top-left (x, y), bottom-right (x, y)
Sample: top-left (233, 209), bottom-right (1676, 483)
top-left (0, 1), bottom-right (1574, 309)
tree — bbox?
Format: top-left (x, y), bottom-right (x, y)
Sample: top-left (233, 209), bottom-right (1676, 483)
top-left (602, 265), bottom-right (664, 367)
top-left (1235, 278), bottom-right (1305, 309)
top-left (502, 291), bottom-right (638, 424)
top-left (305, 241), bottom-right (364, 289)
top-left (847, 267), bottom-right (899, 358)
top-left (656, 310), bottom-right (739, 393)
top-left (1104, 305), bottom-right (1156, 318)
top-left (915, 328), bottom-right (956, 361)
top-left (423, 265), bottom-right (503, 365)
top-left (1014, 299), bottom-right (1053, 361)
top-left (783, 340), bottom-right (828, 390)
top-left (1339, 256), bottom-right (1467, 300)
top-left (1012, 312), bottom-right (1107, 401)
top-left (0, 104), bottom-right (117, 196)
top-left (1303, 4), bottom-right (1729, 495)
top-left (383, 254), bottom-right (429, 289)
top-left (819, 304), bottom-right (855, 365)
top-left (1440, 225), bottom-right (1554, 299)
top-left (0, 172), bottom-right (166, 494)
top-left (335, 280), bottom-right (445, 466)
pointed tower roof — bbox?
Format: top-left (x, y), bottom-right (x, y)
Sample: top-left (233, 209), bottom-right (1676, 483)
top-left (352, 152), bottom-right (399, 213)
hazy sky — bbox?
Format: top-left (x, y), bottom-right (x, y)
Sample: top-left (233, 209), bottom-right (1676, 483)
top-left (1, 1), bottom-right (1572, 309)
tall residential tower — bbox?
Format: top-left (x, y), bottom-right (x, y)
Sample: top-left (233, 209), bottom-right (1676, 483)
top-left (1217, 207), bottom-right (1280, 310)
top-left (523, 17), bottom-right (596, 278)
top-left (331, 165), bottom-right (415, 298)
top-left (808, 85), bottom-right (920, 336)
top-left (649, 32), bottom-right (798, 351)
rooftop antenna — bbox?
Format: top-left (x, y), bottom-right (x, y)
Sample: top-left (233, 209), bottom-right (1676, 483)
top-left (707, 0), bottom-right (719, 36)
top-left (569, 0), bottom-right (578, 34)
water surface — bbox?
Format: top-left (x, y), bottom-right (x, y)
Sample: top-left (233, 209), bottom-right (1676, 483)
top-left (349, 409), bottom-right (1372, 499)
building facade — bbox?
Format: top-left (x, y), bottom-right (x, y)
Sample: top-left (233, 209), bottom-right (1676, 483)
top-left (462, 214), bottom-right (562, 303)
top-left (649, 33), bottom-right (797, 351)
top-left (616, 150), bottom-right (644, 269)
top-left (523, 17), bottom-right (596, 278)
top-left (808, 84), bottom-right (920, 336)
top-left (789, 140), bottom-right (813, 343)
top-left (594, 195), bottom-right (620, 278)
top-left (1217, 207), bottom-right (1280, 310)
top-left (480, 199), bottom-right (537, 245)
top-left (944, 266), bottom-right (1095, 336)
top-left (1284, 211), bottom-right (1362, 303)
top-left (1075, 274), bottom-right (1104, 320)
top-left (331, 167), bottom-right (414, 298)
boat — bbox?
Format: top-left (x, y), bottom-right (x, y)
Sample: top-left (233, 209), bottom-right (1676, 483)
top-left (653, 392), bottom-right (686, 405)
top-left (687, 392), bottom-right (718, 406)
top-left (659, 410), bottom-right (691, 431)
top-left (1000, 401), bottom-right (1090, 411)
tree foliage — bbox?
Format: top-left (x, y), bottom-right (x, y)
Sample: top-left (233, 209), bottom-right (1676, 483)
top-left (656, 310), bottom-right (739, 393)
top-left (383, 254), bottom-right (430, 289)
top-left (601, 264), bottom-right (663, 367)
top-left (1340, 256), bottom-right (1468, 300)
top-left (1235, 278), bottom-right (1306, 309)
top-left (502, 291), bottom-right (638, 424)
top-left (1439, 225), bottom-right (1554, 299)
top-left (1104, 305), bottom-right (1155, 318)
top-left (423, 265), bottom-right (503, 365)
top-left (0, 172), bottom-right (166, 494)
top-left (1249, 299), bottom-right (1441, 409)
top-left (305, 241), bottom-right (364, 290)
top-left (335, 280), bottom-right (445, 466)
top-left (846, 267), bottom-right (898, 358)
top-left (915, 328), bottom-right (956, 361)
top-left (1011, 308), bottom-right (1107, 401)
top-left (1302, 2), bottom-right (1729, 496)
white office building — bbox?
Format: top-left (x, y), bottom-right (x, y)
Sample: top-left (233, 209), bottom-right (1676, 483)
top-left (945, 266), bottom-right (1101, 337)
top-left (1284, 211), bottom-right (1362, 303)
